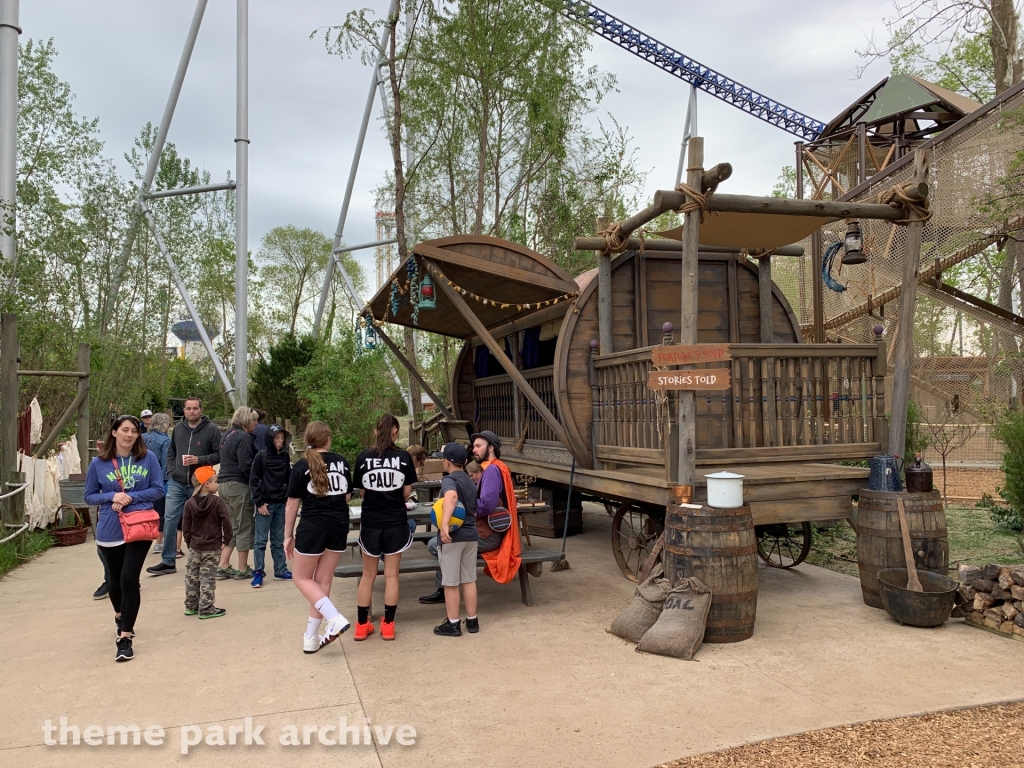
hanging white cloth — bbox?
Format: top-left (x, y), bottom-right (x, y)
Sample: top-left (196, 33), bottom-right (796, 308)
top-left (29, 397), bottom-right (43, 445)
top-left (56, 435), bottom-right (82, 477)
top-left (18, 453), bottom-right (49, 530)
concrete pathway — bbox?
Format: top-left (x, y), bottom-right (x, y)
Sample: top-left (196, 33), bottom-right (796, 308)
top-left (1, 507), bottom-right (1022, 768)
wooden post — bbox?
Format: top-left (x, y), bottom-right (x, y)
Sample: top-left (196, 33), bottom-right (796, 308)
top-left (596, 215), bottom-right (613, 356)
top-left (811, 231), bottom-right (825, 343)
top-left (758, 255), bottom-right (777, 444)
top-left (588, 340), bottom-right (600, 468)
top-left (8, 470), bottom-right (25, 551)
top-left (873, 325), bottom-right (889, 454)
top-left (77, 344), bottom-right (89, 471)
top-left (677, 137), bottom-right (702, 487)
top-left (1, 314), bottom-right (17, 529)
top-left (888, 149), bottom-right (931, 460)
top-left (857, 123), bottom-right (868, 185)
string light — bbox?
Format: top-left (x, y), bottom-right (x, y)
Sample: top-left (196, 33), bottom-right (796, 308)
top-left (423, 262), bottom-right (578, 310)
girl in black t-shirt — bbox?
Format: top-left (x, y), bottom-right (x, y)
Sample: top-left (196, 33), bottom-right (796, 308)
top-left (284, 421), bottom-right (352, 654)
top-left (352, 413), bottom-right (418, 641)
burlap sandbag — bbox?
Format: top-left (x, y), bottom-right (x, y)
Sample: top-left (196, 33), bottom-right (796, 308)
top-left (608, 564), bottom-right (670, 643)
top-left (636, 576), bottom-right (712, 660)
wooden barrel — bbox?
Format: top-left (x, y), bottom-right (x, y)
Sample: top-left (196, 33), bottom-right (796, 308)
top-left (663, 503), bottom-right (758, 643)
top-left (855, 489), bottom-right (948, 609)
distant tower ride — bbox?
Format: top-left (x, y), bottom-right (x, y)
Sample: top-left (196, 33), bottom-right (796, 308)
top-left (375, 210), bottom-right (397, 291)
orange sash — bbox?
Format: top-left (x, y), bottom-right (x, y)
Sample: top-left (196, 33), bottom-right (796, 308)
top-left (479, 459), bottom-right (521, 584)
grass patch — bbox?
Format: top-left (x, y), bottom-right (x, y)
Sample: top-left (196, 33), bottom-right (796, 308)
top-left (0, 530), bottom-right (53, 579)
top-left (807, 504), bottom-right (1023, 578)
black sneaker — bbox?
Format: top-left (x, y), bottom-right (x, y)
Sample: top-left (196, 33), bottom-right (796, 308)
top-left (115, 636), bottom-right (134, 662)
top-left (433, 619), bottom-right (462, 637)
top-left (93, 583), bottom-right (108, 600)
top-left (466, 617), bottom-right (479, 634)
top-left (199, 606), bottom-right (226, 620)
top-left (419, 588), bottom-right (445, 604)
top-left (146, 562), bottom-right (176, 576)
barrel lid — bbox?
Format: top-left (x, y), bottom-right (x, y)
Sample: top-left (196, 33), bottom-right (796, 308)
top-left (706, 471), bottom-right (745, 479)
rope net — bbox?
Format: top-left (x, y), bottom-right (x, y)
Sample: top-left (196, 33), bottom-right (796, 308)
top-left (770, 87), bottom-right (1024, 466)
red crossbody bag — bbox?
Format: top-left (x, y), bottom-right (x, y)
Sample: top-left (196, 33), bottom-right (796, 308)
top-left (111, 457), bottom-right (160, 543)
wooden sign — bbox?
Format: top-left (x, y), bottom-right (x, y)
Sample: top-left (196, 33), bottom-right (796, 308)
top-left (651, 344), bottom-right (731, 366)
top-left (647, 369), bottom-right (732, 391)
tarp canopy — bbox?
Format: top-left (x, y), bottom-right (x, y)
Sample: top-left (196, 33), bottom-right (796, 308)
top-left (655, 211), bottom-right (835, 250)
top-left (363, 235), bottom-right (578, 339)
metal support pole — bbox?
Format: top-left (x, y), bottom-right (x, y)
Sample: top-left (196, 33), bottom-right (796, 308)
top-left (674, 85), bottom-right (698, 187)
top-left (234, 0), bottom-right (249, 405)
top-left (1, 314), bottom-right (17, 526)
top-left (146, 181), bottom-right (236, 199)
top-left (312, 0), bottom-right (399, 338)
top-left (677, 137), bottom-right (702, 487)
top-left (77, 344), bottom-right (89, 471)
top-left (0, 0), bottom-right (20, 263)
top-left (140, 200), bottom-right (237, 405)
top-left (102, 0), bottom-right (209, 331)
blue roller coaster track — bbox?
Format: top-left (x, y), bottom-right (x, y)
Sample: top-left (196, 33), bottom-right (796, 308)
top-left (560, 1), bottom-right (826, 142)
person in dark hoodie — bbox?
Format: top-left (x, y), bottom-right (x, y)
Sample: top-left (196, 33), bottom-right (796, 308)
top-left (248, 424), bottom-right (292, 588)
top-left (148, 397), bottom-right (222, 576)
top-left (217, 406), bottom-right (259, 580)
top-left (182, 466), bottom-right (232, 619)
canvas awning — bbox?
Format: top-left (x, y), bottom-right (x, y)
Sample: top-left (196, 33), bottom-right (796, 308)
top-left (362, 235), bottom-right (579, 339)
top-left (655, 211), bottom-right (834, 250)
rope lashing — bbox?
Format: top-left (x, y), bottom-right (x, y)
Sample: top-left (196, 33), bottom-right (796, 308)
top-left (597, 222), bottom-right (631, 254)
top-left (877, 184), bottom-right (932, 224)
top-left (741, 248), bottom-right (776, 260)
top-left (674, 181), bottom-right (710, 222)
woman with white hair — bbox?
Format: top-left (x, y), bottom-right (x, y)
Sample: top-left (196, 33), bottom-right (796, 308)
top-left (217, 406), bottom-right (259, 580)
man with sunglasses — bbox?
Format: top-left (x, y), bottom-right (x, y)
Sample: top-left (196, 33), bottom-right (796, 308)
top-left (148, 398), bottom-right (221, 576)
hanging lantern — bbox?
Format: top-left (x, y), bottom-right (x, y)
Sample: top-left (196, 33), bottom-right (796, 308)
top-left (419, 273), bottom-right (437, 310)
top-left (363, 324), bottom-right (378, 351)
top-left (842, 220), bottom-right (867, 265)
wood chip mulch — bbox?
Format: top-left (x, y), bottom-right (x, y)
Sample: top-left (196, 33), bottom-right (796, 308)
top-left (656, 701), bottom-right (1024, 768)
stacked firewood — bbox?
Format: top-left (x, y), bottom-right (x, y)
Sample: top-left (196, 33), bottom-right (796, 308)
top-left (958, 564), bottom-right (1024, 639)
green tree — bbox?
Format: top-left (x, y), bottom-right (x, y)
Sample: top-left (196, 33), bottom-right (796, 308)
top-left (249, 334), bottom-right (318, 420)
top-left (289, 331), bottom-right (406, 457)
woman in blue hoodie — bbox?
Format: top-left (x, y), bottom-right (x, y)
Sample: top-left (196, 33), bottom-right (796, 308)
top-left (85, 415), bottom-right (165, 662)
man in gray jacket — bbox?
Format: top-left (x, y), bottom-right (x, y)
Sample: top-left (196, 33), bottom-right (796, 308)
top-left (147, 398), bottom-right (222, 576)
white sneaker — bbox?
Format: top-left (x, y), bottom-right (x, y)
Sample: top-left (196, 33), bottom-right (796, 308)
top-left (303, 633), bottom-right (320, 654)
top-left (152, 543), bottom-right (162, 554)
top-left (319, 614), bottom-right (351, 648)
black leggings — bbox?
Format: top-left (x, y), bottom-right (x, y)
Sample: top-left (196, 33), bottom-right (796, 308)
top-left (99, 541), bottom-right (150, 634)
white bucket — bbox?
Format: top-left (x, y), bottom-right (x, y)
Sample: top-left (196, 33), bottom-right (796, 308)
top-left (705, 471), bottom-right (745, 508)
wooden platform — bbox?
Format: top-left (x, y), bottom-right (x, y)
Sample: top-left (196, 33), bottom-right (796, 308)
top-left (504, 457), bottom-right (868, 525)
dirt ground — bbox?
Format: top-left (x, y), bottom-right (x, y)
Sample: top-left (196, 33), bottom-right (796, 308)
top-left (657, 700), bottom-right (1024, 768)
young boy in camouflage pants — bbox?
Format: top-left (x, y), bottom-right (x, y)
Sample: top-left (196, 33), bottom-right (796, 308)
top-left (182, 466), bottom-right (232, 619)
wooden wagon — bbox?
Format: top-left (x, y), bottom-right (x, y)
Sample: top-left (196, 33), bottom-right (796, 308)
top-left (363, 230), bottom-right (886, 580)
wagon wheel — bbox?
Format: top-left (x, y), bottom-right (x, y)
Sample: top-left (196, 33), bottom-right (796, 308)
top-left (611, 503), bottom-right (665, 582)
top-left (755, 521), bottom-right (813, 568)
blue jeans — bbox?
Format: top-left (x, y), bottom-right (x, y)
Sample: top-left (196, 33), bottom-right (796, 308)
top-left (161, 479), bottom-right (193, 566)
top-left (253, 502), bottom-right (287, 576)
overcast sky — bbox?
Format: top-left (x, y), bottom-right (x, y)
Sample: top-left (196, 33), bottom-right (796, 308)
top-left (22, 0), bottom-right (895, 283)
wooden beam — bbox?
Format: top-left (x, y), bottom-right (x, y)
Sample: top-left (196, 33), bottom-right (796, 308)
top-left (77, 344), bottom-right (90, 473)
top-left (572, 238), bottom-right (805, 256)
top-left (931, 279), bottom-right (1024, 328)
top-left (413, 242), bottom-right (577, 295)
top-left (1, 315), bottom-right (17, 529)
top-left (481, 301), bottom-right (569, 342)
top-left (811, 231), bottom-right (825, 343)
top-left (677, 138), bottom-right (702, 489)
top-left (653, 185), bottom-right (929, 221)
top-left (33, 388), bottom-right (88, 459)
top-left (888, 149), bottom-right (931, 460)
top-left (429, 261), bottom-right (575, 454)
top-left (374, 324), bottom-right (454, 421)
top-left (596, 216), bottom-right (612, 355)
top-left (16, 370), bottom-right (89, 378)
top-left (757, 255), bottom-right (777, 445)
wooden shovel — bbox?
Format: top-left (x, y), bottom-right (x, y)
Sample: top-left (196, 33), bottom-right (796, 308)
top-left (896, 497), bottom-right (923, 592)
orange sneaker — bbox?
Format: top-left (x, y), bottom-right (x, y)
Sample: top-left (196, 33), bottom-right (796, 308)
top-left (353, 619), bottom-right (374, 641)
top-left (380, 619), bottom-right (395, 641)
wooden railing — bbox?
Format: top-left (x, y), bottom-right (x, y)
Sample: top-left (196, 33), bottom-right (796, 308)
top-left (474, 365), bottom-right (560, 443)
top-left (591, 343), bottom-right (888, 467)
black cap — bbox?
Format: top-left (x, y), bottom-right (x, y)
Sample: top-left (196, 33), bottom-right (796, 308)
top-left (470, 430), bottom-right (501, 458)
top-left (441, 443), bottom-right (468, 465)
